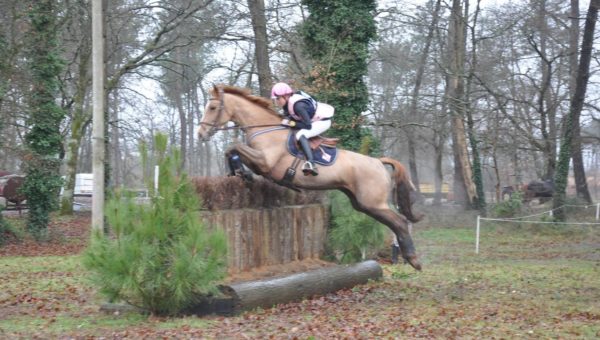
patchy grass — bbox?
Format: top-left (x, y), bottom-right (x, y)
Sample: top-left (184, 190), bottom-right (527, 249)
top-left (0, 210), bottom-right (599, 338)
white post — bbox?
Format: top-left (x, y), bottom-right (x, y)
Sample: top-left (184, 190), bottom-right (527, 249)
top-left (475, 215), bottom-right (480, 254)
top-left (549, 210), bottom-right (553, 217)
top-left (91, 0), bottom-right (105, 232)
top-left (154, 165), bottom-right (159, 194)
top-left (596, 203), bottom-right (599, 221)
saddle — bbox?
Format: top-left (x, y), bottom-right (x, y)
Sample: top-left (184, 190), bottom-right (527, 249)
top-left (310, 136), bottom-right (340, 149)
top-left (286, 132), bottom-right (339, 166)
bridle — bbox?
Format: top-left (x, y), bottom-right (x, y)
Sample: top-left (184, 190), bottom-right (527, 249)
top-left (199, 87), bottom-right (287, 140)
top-left (199, 87), bottom-right (226, 138)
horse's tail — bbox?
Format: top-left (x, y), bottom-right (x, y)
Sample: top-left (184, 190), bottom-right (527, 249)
top-left (380, 157), bottom-right (423, 223)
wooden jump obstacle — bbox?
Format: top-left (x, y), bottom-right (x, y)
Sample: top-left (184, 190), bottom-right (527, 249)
top-left (101, 177), bottom-right (383, 316)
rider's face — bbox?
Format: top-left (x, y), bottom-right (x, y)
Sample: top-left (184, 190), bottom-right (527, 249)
top-left (273, 95), bottom-right (287, 108)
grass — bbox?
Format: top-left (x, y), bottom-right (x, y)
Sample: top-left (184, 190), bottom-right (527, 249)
top-left (0, 209), bottom-right (599, 338)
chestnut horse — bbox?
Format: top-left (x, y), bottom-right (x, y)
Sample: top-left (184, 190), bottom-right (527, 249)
top-left (197, 85), bottom-right (423, 270)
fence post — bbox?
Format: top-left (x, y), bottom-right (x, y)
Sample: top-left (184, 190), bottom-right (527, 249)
top-left (475, 215), bottom-right (480, 254)
top-left (154, 165), bottom-right (159, 194)
top-left (596, 203), bottom-right (599, 221)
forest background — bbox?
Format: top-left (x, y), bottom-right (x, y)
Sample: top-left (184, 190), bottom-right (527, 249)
top-left (1, 0), bottom-right (599, 218)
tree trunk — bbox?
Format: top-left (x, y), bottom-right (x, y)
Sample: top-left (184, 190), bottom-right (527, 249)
top-left (534, 0), bottom-right (558, 181)
top-left (247, 0), bottom-right (272, 97)
top-left (447, 0), bottom-right (476, 208)
top-left (60, 2), bottom-right (92, 215)
top-left (406, 0), bottom-right (442, 196)
top-left (432, 82), bottom-right (447, 206)
top-left (465, 0), bottom-right (486, 213)
top-left (60, 102), bottom-right (91, 215)
top-left (569, 0), bottom-right (593, 203)
top-left (553, 0), bottom-right (599, 220)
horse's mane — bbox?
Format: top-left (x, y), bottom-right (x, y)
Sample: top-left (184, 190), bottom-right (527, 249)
top-left (211, 85), bottom-right (280, 117)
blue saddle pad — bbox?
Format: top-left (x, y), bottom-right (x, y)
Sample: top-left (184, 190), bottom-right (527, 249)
top-left (287, 132), bottom-right (338, 166)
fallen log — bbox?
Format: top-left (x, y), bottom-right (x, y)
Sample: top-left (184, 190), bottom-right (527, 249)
top-left (102, 261), bottom-right (383, 316)
top-left (219, 260), bottom-right (382, 314)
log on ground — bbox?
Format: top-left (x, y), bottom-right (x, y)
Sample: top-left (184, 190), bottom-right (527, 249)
top-left (223, 260), bottom-right (382, 313)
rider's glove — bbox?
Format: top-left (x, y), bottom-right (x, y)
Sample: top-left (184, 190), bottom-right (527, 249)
top-left (281, 119), bottom-right (296, 127)
top-left (294, 121), bottom-right (311, 129)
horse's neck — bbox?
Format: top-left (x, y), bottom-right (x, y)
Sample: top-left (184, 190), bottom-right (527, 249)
top-left (231, 96), bottom-right (280, 127)
top-left (230, 96), bottom-right (286, 148)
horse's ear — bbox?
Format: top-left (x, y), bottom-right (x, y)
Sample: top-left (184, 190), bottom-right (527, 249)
top-left (211, 83), bottom-right (219, 97)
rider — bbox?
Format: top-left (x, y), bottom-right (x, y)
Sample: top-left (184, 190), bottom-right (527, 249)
top-left (271, 82), bottom-right (333, 176)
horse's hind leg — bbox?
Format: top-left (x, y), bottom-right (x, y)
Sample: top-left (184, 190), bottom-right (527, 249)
top-left (342, 189), bottom-right (422, 271)
top-left (369, 208), bottom-right (421, 271)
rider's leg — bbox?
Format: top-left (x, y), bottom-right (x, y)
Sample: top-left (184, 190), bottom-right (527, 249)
top-left (296, 120), bottom-right (331, 176)
top-left (298, 135), bottom-right (318, 176)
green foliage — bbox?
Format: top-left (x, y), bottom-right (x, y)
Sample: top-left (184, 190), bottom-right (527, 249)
top-left (0, 30), bottom-right (8, 105)
top-left (21, 157), bottom-right (63, 240)
top-left (327, 191), bottom-right (387, 263)
top-left (83, 133), bottom-right (228, 316)
top-left (300, 0), bottom-right (378, 152)
top-left (491, 191), bottom-right (523, 218)
top-left (468, 133), bottom-right (486, 212)
top-left (0, 206), bottom-right (11, 245)
top-left (22, 1), bottom-right (66, 238)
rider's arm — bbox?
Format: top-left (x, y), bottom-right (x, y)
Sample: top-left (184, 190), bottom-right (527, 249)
top-left (292, 101), bottom-right (313, 129)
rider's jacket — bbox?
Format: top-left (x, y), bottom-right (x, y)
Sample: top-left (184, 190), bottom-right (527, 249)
top-left (284, 91), bottom-right (334, 129)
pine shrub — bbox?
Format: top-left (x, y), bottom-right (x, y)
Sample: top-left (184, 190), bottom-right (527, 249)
top-left (0, 206), bottom-right (11, 245)
top-left (327, 191), bottom-right (387, 263)
top-left (83, 134), bottom-right (227, 316)
top-left (492, 191), bottom-right (524, 218)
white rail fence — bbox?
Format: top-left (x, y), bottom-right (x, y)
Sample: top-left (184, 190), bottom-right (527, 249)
top-left (475, 203), bottom-right (600, 254)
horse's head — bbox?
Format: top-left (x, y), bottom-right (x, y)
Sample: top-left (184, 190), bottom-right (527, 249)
top-left (197, 85), bottom-right (233, 141)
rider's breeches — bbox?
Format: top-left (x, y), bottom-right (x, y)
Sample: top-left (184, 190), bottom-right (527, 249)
top-left (295, 119), bottom-right (332, 140)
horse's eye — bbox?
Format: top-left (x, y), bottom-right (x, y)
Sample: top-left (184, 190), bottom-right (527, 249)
top-left (209, 105), bottom-right (217, 110)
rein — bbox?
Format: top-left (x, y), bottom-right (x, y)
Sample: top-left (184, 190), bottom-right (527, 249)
top-left (199, 87), bottom-right (287, 140)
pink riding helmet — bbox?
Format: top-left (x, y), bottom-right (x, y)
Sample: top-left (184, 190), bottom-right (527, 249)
top-left (271, 82), bottom-right (293, 99)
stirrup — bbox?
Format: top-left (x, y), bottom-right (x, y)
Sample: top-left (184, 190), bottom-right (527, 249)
top-left (302, 161), bottom-right (318, 176)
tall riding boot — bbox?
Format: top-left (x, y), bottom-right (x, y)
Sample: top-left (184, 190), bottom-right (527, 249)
top-left (298, 136), bottom-right (318, 176)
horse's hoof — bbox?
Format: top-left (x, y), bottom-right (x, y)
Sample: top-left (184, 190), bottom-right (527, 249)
top-left (406, 255), bottom-right (422, 271)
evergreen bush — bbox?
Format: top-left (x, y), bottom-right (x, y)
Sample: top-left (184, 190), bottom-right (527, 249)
top-left (327, 191), bottom-right (387, 263)
top-left (0, 206), bottom-right (11, 245)
top-left (492, 191), bottom-right (524, 218)
top-left (83, 134), bottom-right (227, 316)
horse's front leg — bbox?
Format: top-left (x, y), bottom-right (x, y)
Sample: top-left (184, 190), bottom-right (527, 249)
top-left (226, 144), bottom-right (270, 175)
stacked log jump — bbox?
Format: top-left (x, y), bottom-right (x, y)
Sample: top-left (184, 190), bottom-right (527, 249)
top-left (190, 177), bottom-right (383, 314)
top-left (201, 204), bottom-right (329, 273)
top-left (102, 177), bottom-right (384, 315)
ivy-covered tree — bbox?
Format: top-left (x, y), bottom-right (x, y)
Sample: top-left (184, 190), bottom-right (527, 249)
top-left (21, 0), bottom-right (66, 238)
top-left (0, 26), bottom-right (9, 137)
top-left (553, 0), bottom-right (599, 221)
top-left (300, 0), bottom-right (377, 152)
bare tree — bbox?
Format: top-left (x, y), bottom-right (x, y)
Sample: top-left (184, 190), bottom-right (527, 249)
top-left (568, 0), bottom-right (593, 203)
top-left (554, 0), bottom-right (599, 220)
top-left (446, 0), bottom-right (477, 208)
top-left (247, 0), bottom-right (273, 97)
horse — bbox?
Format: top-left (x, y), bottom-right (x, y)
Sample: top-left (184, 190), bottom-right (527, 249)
top-left (197, 85), bottom-right (423, 270)
top-left (522, 180), bottom-right (554, 204)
